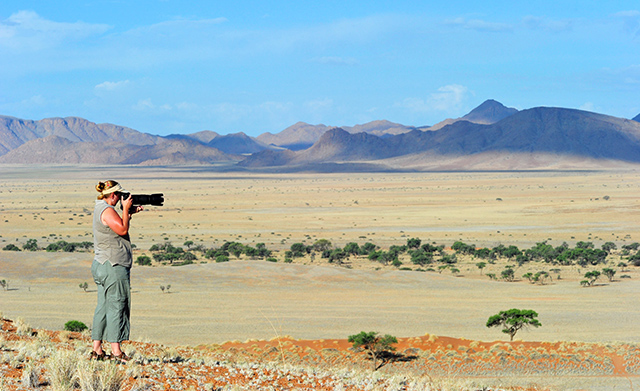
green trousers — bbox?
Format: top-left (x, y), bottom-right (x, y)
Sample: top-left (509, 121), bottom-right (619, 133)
top-left (91, 260), bottom-right (131, 343)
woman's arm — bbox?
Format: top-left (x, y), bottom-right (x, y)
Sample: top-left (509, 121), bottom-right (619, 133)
top-left (101, 195), bottom-right (137, 236)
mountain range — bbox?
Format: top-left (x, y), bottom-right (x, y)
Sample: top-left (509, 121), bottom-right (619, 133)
top-left (1, 100), bottom-right (640, 170)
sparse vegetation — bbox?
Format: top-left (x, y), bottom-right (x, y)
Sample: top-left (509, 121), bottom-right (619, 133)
top-left (3, 243), bottom-right (21, 251)
top-left (348, 331), bottom-right (398, 371)
top-left (486, 309), bottom-right (542, 341)
top-left (63, 320), bottom-right (88, 332)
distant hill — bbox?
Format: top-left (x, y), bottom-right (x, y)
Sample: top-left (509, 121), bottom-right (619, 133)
top-left (256, 120), bottom-right (414, 150)
top-left (424, 99), bottom-right (518, 131)
top-left (237, 149), bottom-right (297, 168)
top-left (256, 107), bottom-right (640, 168)
top-left (3, 101), bottom-right (640, 170)
top-left (256, 122), bottom-right (332, 151)
top-left (0, 115), bottom-right (160, 155)
top-left (341, 120), bottom-right (415, 137)
top-left (633, 113), bottom-right (640, 122)
top-left (208, 132), bottom-right (274, 155)
top-left (165, 130), bottom-right (219, 144)
top-left (0, 136), bottom-right (237, 165)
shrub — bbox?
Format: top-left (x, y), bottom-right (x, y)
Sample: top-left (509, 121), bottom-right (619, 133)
top-left (45, 349), bottom-right (77, 391)
top-left (215, 255), bottom-right (229, 263)
top-left (290, 243), bottom-right (308, 257)
top-left (136, 255), bottom-right (152, 266)
top-left (312, 239), bottom-right (332, 252)
top-left (23, 239), bottom-right (38, 251)
top-left (486, 309), bottom-right (541, 341)
top-left (267, 257), bottom-right (278, 262)
top-left (348, 331), bottom-right (398, 370)
top-left (3, 244), bottom-right (21, 251)
top-left (406, 237), bottom-right (421, 249)
top-left (64, 320), bottom-right (88, 332)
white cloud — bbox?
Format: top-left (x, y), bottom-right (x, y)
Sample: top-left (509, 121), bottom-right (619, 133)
top-left (396, 84), bottom-right (470, 114)
top-left (0, 10), bottom-right (111, 50)
top-left (522, 16), bottom-right (573, 32)
top-left (21, 94), bottom-right (46, 106)
top-left (579, 102), bottom-right (596, 112)
top-left (446, 17), bottom-right (513, 32)
top-left (612, 10), bottom-right (640, 36)
top-left (95, 80), bottom-right (130, 91)
top-left (133, 99), bottom-right (155, 111)
top-left (304, 98), bottom-right (333, 111)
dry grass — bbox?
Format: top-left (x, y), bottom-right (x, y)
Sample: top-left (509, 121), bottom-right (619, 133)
top-left (1, 166), bottom-right (639, 389)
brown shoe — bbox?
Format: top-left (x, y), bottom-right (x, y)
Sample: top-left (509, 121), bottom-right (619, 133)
top-left (89, 351), bottom-right (107, 361)
top-left (110, 352), bottom-right (130, 364)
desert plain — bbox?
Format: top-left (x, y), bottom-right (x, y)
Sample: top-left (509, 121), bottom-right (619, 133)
top-left (1, 165), bottom-right (639, 389)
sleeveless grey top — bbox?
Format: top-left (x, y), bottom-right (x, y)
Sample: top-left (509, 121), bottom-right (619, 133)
top-left (93, 200), bottom-right (132, 268)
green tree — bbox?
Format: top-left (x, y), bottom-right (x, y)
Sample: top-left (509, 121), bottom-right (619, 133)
top-left (602, 268), bottom-right (616, 282)
top-left (361, 242), bottom-right (377, 254)
top-left (0, 280), bottom-right (8, 291)
top-left (23, 239), bottom-right (38, 251)
top-left (64, 320), bottom-right (88, 332)
top-left (3, 244), bottom-right (21, 251)
top-left (601, 242), bottom-right (616, 254)
top-left (136, 255), bottom-right (152, 266)
top-left (79, 282), bottom-right (89, 292)
top-left (216, 255), bottom-right (229, 263)
top-left (486, 309), bottom-right (541, 341)
top-left (476, 262), bottom-right (487, 275)
top-left (533, 271), bottom-right (550, 285)
top-left (501, 267), bottom-right (515, 282)
top-left (290, 243), bottom-right (308, 257)
top-left (406, 237), bottom-right (421, 249)
top-left (582, 270), bottom-right (601, 287)
top-left (227, 242), bottom-right (245, 258)
top-left (344, 242), bottom-right (361, 256)
top-left (348, 331), bottom-right (398, 370)
top-left (312, 239), bottom-right (332, 252)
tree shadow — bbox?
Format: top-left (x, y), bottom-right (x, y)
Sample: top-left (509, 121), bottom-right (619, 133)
top-left (375, 351), bottom-right (419, 370)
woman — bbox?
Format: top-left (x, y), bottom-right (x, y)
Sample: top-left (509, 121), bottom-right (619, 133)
top-left (90, 180), bottom-right (142, 362)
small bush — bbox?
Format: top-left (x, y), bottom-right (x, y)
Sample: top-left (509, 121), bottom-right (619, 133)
top-left (64, 320), bottom-right (88, 332)
top-left (216, 255), bottom-right (229, 263)
top-left (136, 255), bottom-right (152, 266)
top-left (3, 244), bottom-right (21, 251)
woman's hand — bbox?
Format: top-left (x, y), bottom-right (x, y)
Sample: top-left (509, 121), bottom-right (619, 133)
top-left (121, 194), bottom-right (134, 213)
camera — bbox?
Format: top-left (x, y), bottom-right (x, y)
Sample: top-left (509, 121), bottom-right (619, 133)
top-left (118, 192), bottom-right (164, 212)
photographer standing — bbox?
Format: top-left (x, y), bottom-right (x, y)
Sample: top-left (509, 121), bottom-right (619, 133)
top-left (90, 180), bottom-right (143, 362)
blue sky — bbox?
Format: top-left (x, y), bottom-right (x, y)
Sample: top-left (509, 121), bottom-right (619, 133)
top-left (1, 1), bottom-right (639, 137)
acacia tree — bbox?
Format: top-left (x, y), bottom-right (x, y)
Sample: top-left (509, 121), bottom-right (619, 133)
top-left (486, 309), bottom-right (541, 341)
top-left (348, 331), bottom-right (398, 370)
top-left (476, 262), bottom-right (486, 275)
top-left (602, 268), bottom-right (616, 282)
top-left (581, 270), bottom-right (601, 287)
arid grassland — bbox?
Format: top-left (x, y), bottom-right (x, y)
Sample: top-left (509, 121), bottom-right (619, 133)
top-left (1, 165), bottom-right (639, 389)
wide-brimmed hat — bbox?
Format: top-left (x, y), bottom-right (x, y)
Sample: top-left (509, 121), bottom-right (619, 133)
top-left (101, 183), bottom-right (127, 196)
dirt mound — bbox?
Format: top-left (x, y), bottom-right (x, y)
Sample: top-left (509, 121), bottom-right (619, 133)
top-left (2, 317), bottom-right (638, 390)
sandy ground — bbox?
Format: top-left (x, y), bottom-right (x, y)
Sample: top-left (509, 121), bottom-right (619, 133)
top-left (0, 166), bottom-right (639, 347)
top-left (1, 252), bottom-right (638, 348)
top-left (1, 165), bottom-right (639, 251)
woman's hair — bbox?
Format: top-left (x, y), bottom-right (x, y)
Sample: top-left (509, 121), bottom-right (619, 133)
top-left (96, 180), bottom-right (120, 200)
